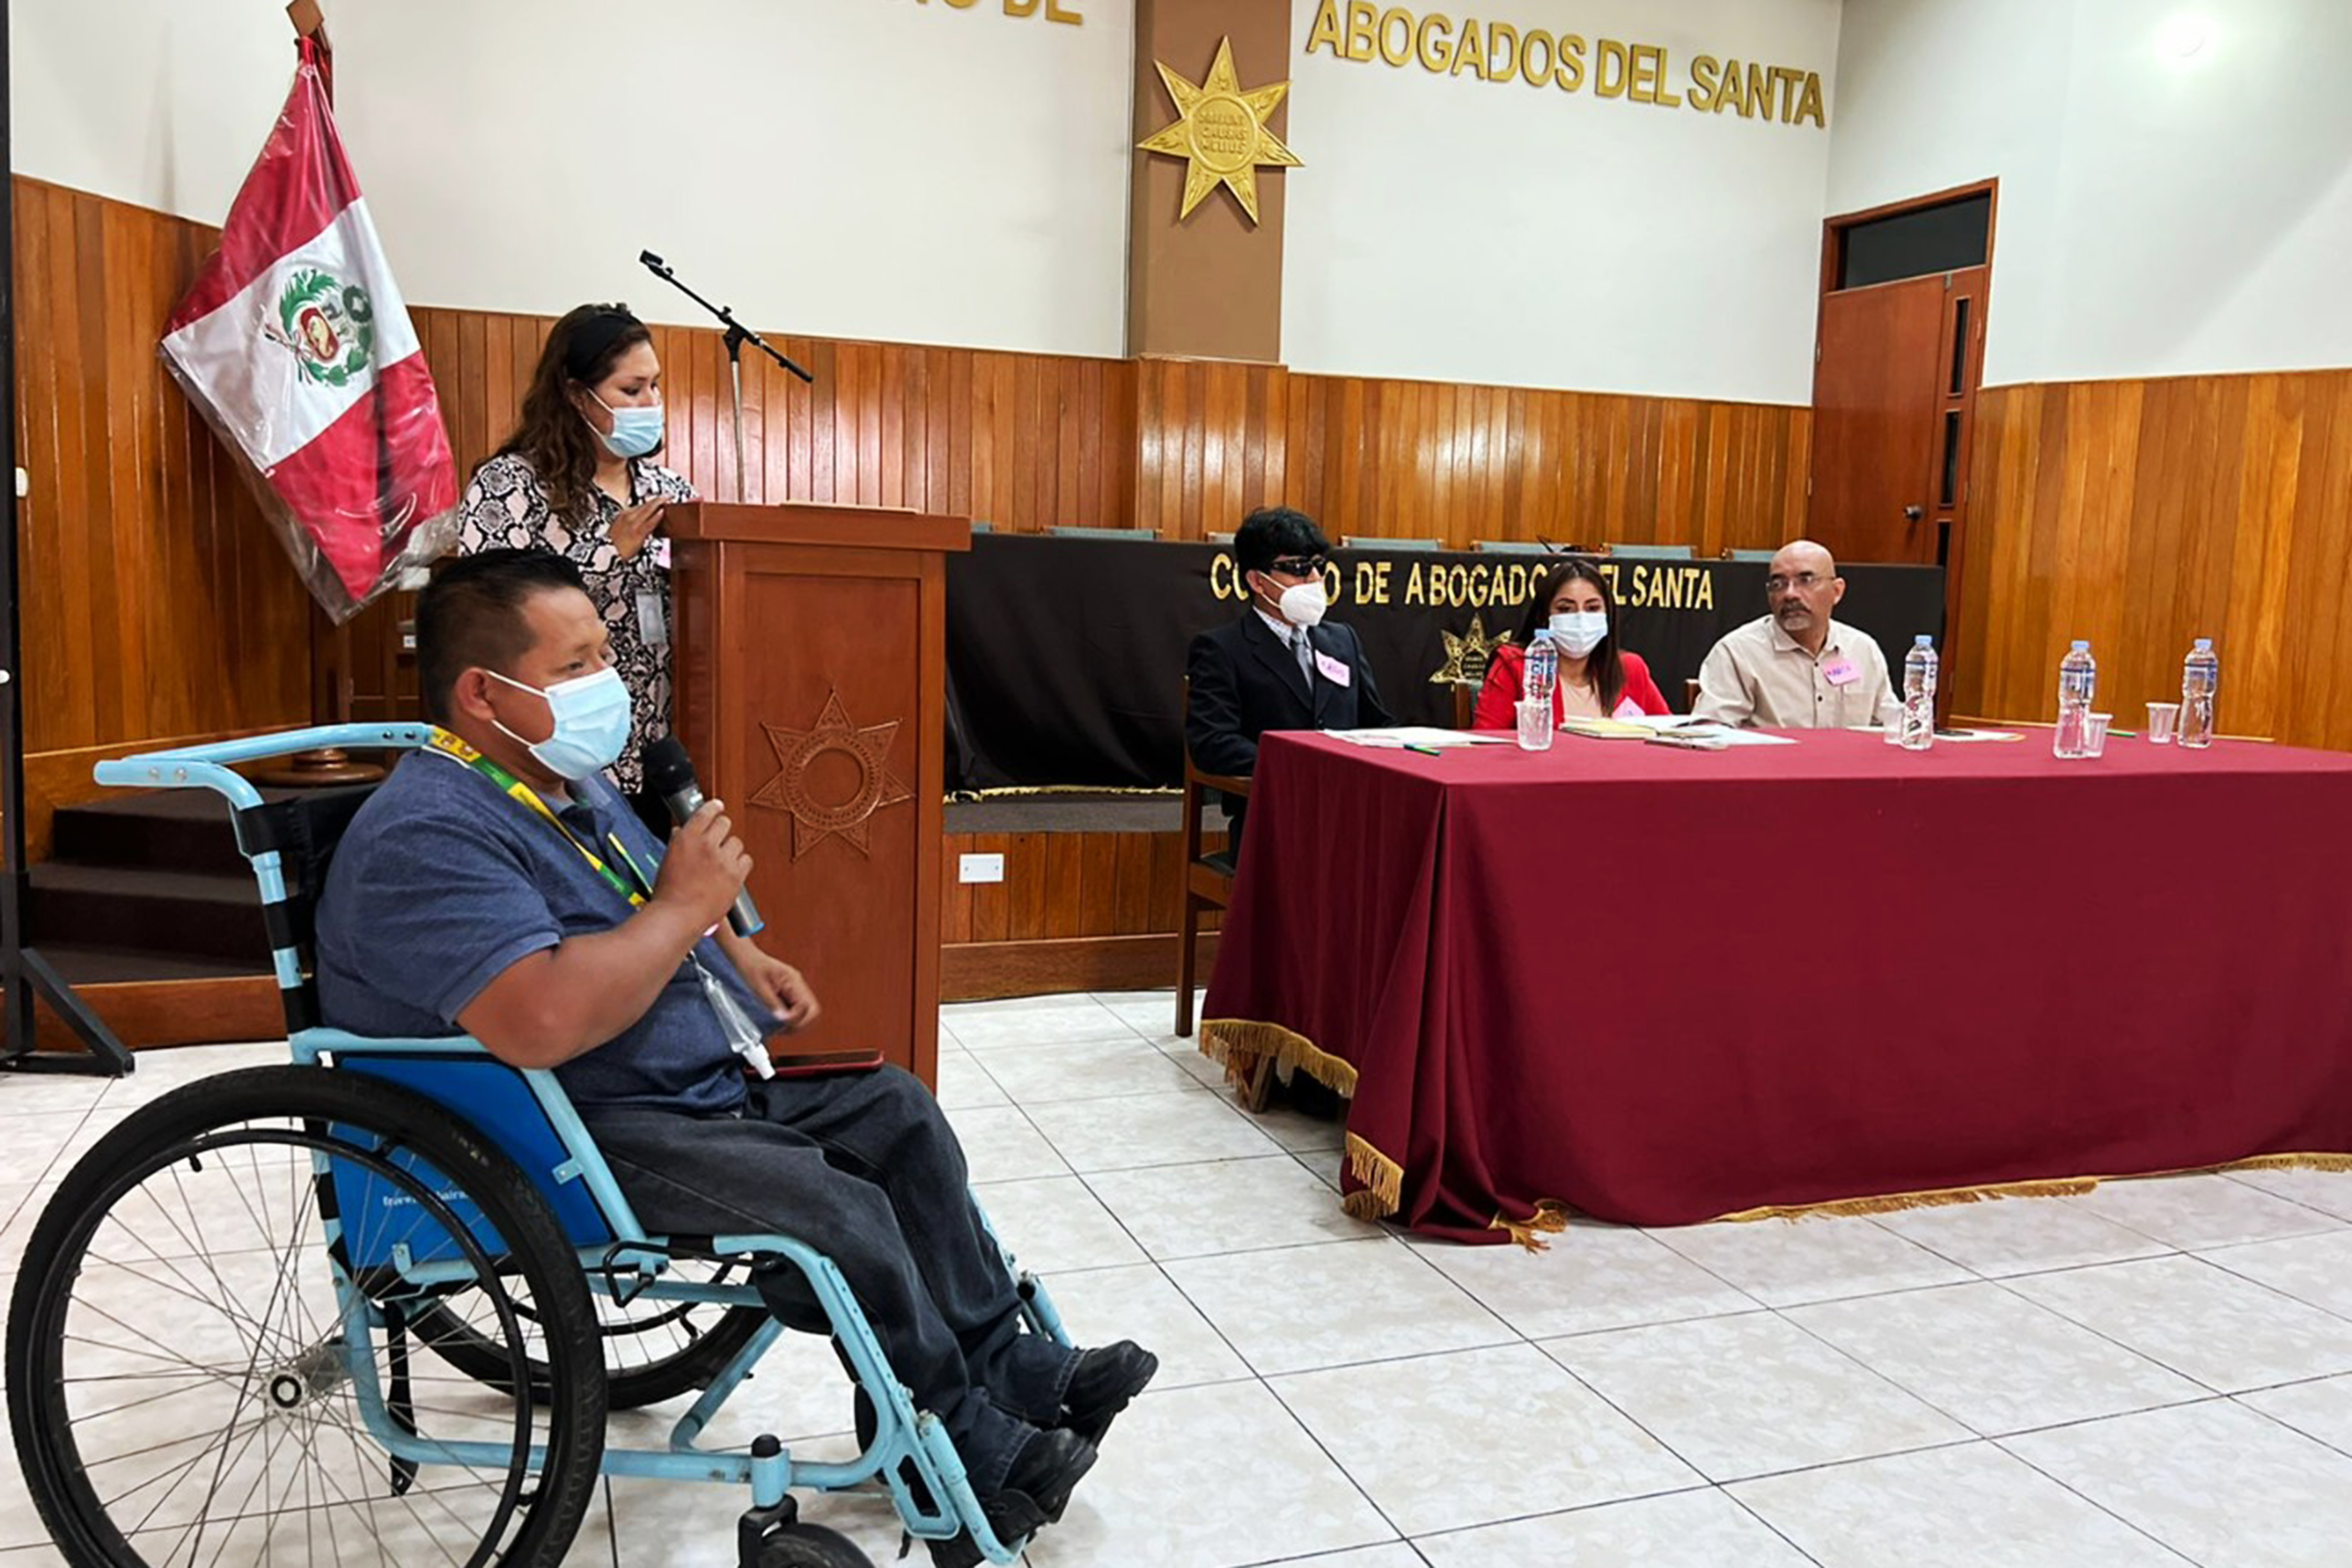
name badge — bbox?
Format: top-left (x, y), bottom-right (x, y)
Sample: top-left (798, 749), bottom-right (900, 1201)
top-left (1613, 696), bottom-right (1646, 720)
top-left (1822, 656), bottom-right (1860, 687)
top-left (649, 538), bottom-right (673, 571)
top-left (1314, 650), bottom-right (1352, 688)
top-left (636, 589), bottom-right (670, 649)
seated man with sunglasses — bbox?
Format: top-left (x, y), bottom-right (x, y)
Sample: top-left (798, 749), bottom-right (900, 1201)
top-left (1185, 507), bottom-right (1394, 856)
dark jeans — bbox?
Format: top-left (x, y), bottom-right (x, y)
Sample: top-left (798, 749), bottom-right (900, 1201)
top-left (582, 1067), bottom-right (1076, 1494)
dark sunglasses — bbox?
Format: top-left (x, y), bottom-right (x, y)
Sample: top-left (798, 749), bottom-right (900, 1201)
top-left (1268, 555), bottom-right (1329, 576)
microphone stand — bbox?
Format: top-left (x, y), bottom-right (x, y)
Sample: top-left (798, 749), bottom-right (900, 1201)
top-left (638, 252), bottom-right (812, 503)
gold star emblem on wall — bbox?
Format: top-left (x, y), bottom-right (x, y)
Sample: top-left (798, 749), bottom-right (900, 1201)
top-left (1431, 614), bottom-right (1513, 688)
top-left (750, 692), bottom-right (914, 859)
top-left (1136, 37), bottom-right (1302, 225)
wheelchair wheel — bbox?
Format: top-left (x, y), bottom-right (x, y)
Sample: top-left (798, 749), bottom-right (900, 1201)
top-left (410, 1263), bottom-right (769, 1410)
top-left (6, 1066), bottom-right (607, 1567)
top-left (753, 1521), bottom-right (872, 1567)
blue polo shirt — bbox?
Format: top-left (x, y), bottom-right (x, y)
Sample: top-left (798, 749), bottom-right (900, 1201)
top-left (315, 749), bottom-right (762, 1114)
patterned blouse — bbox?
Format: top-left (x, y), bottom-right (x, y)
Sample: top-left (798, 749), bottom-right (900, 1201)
top-left (454, 453), bottom-right (697, 794)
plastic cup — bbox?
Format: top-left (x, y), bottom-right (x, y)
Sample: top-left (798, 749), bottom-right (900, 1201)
top-left (1881, 696), bottom-right (1904, 745)
top-left (2083, 712), bottom-right (2113, 758)
top-left (1515, 697), bottom-right (1554, 752)
top-left (2146, 702), bottom-right (2180, 744)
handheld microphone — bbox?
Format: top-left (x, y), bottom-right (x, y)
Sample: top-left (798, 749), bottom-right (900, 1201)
top-left (641, 736), bottom-right (765, 938)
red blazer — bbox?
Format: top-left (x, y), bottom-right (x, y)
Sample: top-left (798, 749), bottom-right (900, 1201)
top-left (1473, 644), bottom-right (1671, 730)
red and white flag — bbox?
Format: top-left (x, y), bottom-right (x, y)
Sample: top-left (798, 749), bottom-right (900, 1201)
top-left (162, 39), bottom-right (455, 619)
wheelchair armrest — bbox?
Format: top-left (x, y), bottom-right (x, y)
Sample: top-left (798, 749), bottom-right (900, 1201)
top-left (292, 1028), bottom-right (498, 1067)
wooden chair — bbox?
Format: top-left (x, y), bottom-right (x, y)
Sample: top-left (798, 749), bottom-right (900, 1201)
top-left (1722, 547), bottom-right (1776, 562)
top-left (1685, 677), bottom-right (1702, 713)
top-left (1452, 679), bottom-right (1479, 729)
top-left (1472, 540), bottom-right (1549, 555)
top-left (1177, 680), bottom-right (1249, 1038)
top-left (1606, 542), bottom-right (1696, 561)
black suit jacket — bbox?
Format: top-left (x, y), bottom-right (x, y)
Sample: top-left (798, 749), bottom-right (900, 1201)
top-left (1185, 613), bottom-right (1394, 844)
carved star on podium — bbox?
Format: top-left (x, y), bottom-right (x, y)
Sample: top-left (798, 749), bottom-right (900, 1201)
top-left (750, 692), bottom-right (913, 860)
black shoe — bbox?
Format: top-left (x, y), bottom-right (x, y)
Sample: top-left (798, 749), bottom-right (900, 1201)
top-left (1057, 1341), bottom-right (1158, 1446)
top-left (925, 1428), bottom-right (1097, 1568)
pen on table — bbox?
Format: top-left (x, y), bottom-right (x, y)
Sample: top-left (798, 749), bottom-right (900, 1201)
top-left (1405, 744), bottom-right (1445, 756)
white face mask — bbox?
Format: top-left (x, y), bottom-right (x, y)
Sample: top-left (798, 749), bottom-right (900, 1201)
top-left (1549, 610), bottom-right (1609, 657)
top-left (1257, 575), bottom-right (1328, 629)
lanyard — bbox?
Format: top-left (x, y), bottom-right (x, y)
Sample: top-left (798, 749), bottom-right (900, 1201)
top-left (426, 728), bottom-right (648, 908)
top-left (424, 729), bottom-right (772, 1079)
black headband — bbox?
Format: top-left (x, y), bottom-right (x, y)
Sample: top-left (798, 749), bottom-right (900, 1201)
top-left (563, 307), bottom-right (643, 381)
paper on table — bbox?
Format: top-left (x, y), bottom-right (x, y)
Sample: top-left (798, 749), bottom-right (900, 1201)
top-left (1556, 717), bottom-right (1657, 740)
top-left (1649, 726), bottom-right (1798, 748)
top-left (1326, 726), bottom-right (1517, 748)
top-left (1844, 725), bottom-right (2027, 744)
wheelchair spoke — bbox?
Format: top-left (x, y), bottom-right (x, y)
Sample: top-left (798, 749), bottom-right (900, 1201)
top-left (20, 1071), bottom-right (604, 1567)
top-left (63, 1324), bottom-right (255, 1384)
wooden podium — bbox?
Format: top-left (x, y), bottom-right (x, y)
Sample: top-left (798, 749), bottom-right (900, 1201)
top-left (665, 503), bottom-right (970, 1089)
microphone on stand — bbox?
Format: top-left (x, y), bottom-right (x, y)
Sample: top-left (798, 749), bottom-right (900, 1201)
top-left (641, 736), bottom-right (766, 938)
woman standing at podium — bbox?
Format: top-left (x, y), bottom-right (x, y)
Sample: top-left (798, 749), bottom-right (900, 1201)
top-left (455, 303), bottom-right (696, 834)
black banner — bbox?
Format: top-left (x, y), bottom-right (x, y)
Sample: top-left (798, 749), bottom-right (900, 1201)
top-left (946, 536), bottom-right (1945, 791)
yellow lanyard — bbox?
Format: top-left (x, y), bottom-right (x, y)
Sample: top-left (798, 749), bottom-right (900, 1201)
top-left (426, 727), bottom-right (649, 907)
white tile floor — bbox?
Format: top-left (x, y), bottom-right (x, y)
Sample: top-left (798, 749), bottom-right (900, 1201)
top-left (5, 1000), bottom-right (2352, 1565)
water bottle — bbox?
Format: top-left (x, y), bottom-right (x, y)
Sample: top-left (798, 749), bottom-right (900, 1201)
top-left (2054, 640), bottom-right (2097, 758)
top-left (1901, 635), bottom-right (1937, 751)
top-left (2179, 638), bottom-right (2219, 749)
top-left (1516, 631), bottom-right (1558, 751)
top-left (1523, 631), bottom-right (1559, 710)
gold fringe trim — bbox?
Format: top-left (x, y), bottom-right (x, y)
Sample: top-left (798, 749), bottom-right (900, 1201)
top-left (949, 785), bottom-right (1183, 802)
top-left (1197, 1018), bottom-right (1360, 1099)
top-left (1488, 1199), bottom-right (1573, 1253)
top-left (1342, 1132), bottom-right (1404, 1220)
top-left (1717, 1177), bottom-right (2101, 1223)
top-left (2217, 1151), bottom-right (2352, 1175)
top-left (1714, 1151), bottom-right (2352, 1225)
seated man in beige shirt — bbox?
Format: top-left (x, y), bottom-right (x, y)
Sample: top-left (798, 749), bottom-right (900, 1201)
top-left (1694, 540), bottom-right (1893, 728)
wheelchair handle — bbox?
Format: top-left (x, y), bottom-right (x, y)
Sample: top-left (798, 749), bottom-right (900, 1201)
top-left (94, 723), bottom-right (435, 809)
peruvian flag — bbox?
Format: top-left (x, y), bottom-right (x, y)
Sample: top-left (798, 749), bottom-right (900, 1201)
top-left (162, 39), bottom-right (455, 619)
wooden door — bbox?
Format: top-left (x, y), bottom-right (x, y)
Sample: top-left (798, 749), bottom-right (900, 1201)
top-left (1809, 274), bottom-right (1950, 565)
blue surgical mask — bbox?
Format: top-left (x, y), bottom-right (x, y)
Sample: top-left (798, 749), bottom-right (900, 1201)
top-left (489, 667), bottom-right (632, 780)
top-left (591, 393), bottom-right (665, 460)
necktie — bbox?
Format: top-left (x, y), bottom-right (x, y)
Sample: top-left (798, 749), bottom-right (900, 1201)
top-left (1295, 630), bottom-right (1315, 688)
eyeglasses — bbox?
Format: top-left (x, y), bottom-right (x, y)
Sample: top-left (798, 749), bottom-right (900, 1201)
top-left (1268, 555), bottom-right (1329, 577)
top-left (1766, 572), bottom-right (1827, 592)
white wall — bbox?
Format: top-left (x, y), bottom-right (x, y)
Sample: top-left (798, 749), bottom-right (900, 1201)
top-left (8, 0), bottom-right (1136, 359)
top-left (1280, 0), bottom-right (1842, 404)
top-left (1829, 0), bottom-right (2352, 385)
top-left (9, 0), bottom-right (294, 222)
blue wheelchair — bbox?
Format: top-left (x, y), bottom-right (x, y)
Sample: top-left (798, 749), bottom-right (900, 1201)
top-left (4, 725), bottom-right (1073, 1567)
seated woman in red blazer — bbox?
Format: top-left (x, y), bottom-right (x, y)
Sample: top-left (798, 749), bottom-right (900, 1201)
top-left (1473, 555), bottom-right (1671, 728)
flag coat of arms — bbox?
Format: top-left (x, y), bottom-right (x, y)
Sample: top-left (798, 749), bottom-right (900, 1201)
top-left (162, 39), bottom-right (455, 618)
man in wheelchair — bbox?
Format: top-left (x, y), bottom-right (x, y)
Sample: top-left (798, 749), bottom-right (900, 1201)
top-left (313, 549), bottom-right (1155, 1561)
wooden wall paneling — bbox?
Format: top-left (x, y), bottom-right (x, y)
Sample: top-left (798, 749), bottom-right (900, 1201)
top-left (1952, 369), bottom-right (2352, 752)
top-left (2221, 374), bottom-right (2294, 743)
top-left (8, 176), bottom-right (314, 843)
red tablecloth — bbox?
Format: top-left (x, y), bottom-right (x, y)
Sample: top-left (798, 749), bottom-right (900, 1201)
top-left (1201, 729), bottom-right (2352, 1243)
